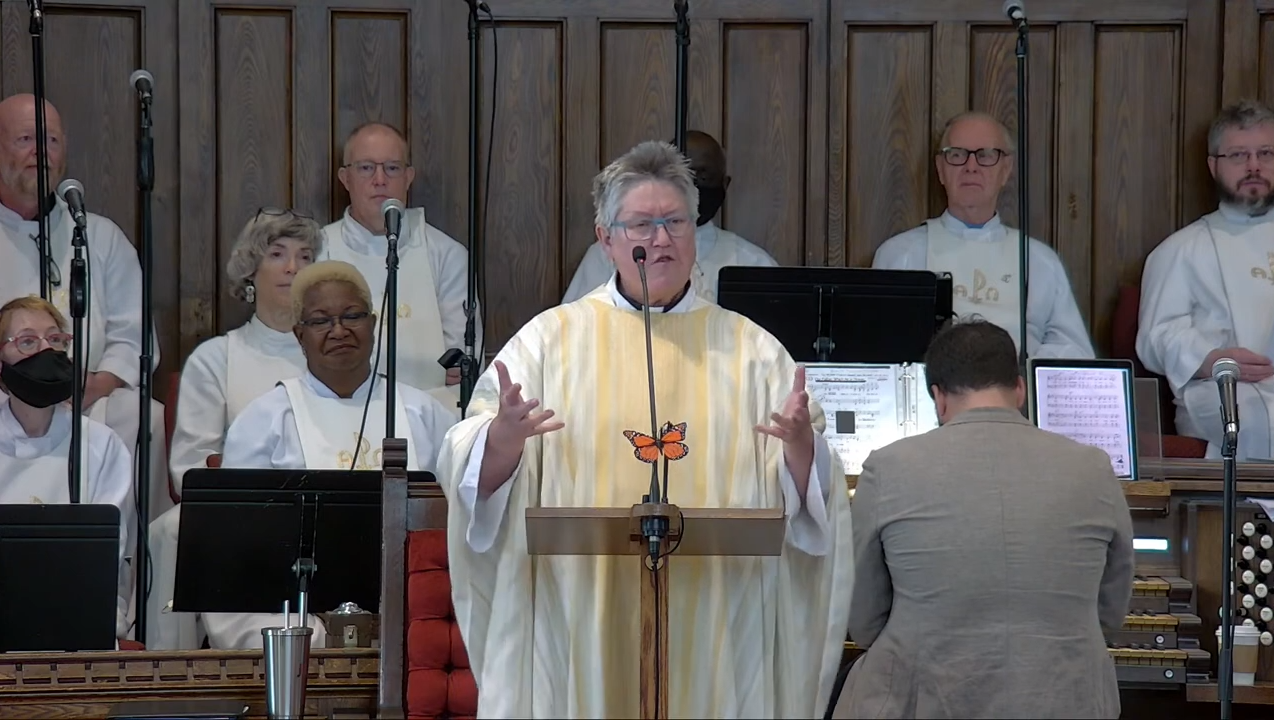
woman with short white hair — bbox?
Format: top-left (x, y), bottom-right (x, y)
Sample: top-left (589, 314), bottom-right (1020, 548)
top-left (150, 207), bottom-right (323, 650)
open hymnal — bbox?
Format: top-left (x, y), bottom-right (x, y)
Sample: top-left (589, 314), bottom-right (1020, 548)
top-left (804, 362), bottom-right (939, 475)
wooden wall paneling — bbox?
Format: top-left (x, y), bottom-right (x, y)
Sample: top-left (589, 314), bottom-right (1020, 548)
top-left (1, 0), bottom-right (180, 396)
top-left (1053, 23), bottom-right (1097, 326)
top-left (1256, 0), bottom-right (1274, 106)
top-left (1222, 0), bottom-right (1259, 105)
top-left (1089, 24), bottom-right (1184, 352)
top-left (451, 0), bottom-right (826, 354)
top-left (1179, 0), bottom-right (1221, 230)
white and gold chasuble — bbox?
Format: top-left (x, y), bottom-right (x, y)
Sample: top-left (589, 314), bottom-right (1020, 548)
top-left (439, 286), bottom-right (854, 719)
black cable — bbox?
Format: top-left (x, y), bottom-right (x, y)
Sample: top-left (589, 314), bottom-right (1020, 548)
top-left (478, 6), bottom-right (496, 368)
top-left (350, 285), bottom-right (389, 471)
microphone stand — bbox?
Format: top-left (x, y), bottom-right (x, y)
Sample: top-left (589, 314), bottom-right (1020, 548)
top-left (385, 221), bottom-right (400, 439)
top-left (1014, 20), bottom-right (1030, 370)
top-left (28, 0), bottom-right (51, 300)
top-left (1220, 420), bottom-right (1238, 718)
top-left (68, 222), bottom-right (87, 504)
top-left (133, 87), bottom-right (156, 644)
top-left (673, 0), bottom-right (690, 153)
top-left (457, 0), bottom-right (486, 418)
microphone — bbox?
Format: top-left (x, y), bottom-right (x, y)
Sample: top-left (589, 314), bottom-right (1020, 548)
top-left (633, 245), bottom-right (667, 560)
top-left (130, 69), bottom-right (154, 104)
top-left (56, 178), bottom-right (88, 231)
top-left (381, 198), bottom-right (404, 241)
top-left (1214, 357), bottom-right (1241, 443)
top-left (1003, 0), bottom-right (1027, 31)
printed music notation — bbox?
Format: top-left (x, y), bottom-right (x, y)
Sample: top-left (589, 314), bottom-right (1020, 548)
top-left (1036, 368), bottom-right (1133, 477)
top-left (805, 365), bottom-right (902, 475)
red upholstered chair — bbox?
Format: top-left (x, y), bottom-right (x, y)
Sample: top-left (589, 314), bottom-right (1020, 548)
top-left (1110, 285), bottom-right (1207, 458)
top-left (380, 477), bottom-right (478, 719)
top-left (119, 639), bottom-right (145, 650)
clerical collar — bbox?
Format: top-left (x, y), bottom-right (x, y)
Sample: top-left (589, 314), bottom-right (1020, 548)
top-left (341, 207), bottom-right (422, 255)
top-left (1218, 202), bottom-right (1274, 226)
top-left (941, 210), bottom-right (1002, 236)
top-left (0, 193), bottom-right (60, 231)
top-left (612, 275), bottom-right (691, 312)
top-left (298, 368), bottom-right (381, 400)
top-left (0, 400), bottom-right (69, 459)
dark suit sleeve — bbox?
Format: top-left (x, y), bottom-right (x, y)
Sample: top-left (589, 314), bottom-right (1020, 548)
top-left (847, 452), bottom-right (892, 647)
top-left (1097, 458), bottom-right (1135, 631)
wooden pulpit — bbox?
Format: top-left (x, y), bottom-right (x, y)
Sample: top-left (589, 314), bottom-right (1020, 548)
top-left (525, 502), bottom-right (785, 719)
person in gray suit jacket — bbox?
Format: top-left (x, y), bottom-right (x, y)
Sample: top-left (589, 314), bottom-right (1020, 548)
top-left (831, 319), bottom-right (1134, 719)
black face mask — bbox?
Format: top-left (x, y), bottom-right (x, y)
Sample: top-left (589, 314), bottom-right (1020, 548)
top-left (1, 348), bottom-right (74, 408)
top-left (695, 184), bottom-right (726, 227)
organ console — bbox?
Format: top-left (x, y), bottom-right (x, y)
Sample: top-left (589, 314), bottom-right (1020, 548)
top-left (843, 459), bottom-right (1274, 714)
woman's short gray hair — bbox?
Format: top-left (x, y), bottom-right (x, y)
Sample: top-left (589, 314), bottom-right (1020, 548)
top-left (226, 210), bottom-right (325, 302)
top-left (592, 141), bottom-right (699, 229)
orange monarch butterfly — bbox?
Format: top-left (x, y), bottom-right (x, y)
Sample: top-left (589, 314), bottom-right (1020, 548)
top-left (622, 422), bottom-right (689, 464)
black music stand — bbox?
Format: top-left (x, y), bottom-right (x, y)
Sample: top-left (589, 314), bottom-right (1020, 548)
top-left (172, 469), bottom-right (432, 616)
top-left (716, 266), bottom-right (955, 364)
top-left (0, 504), bottom-right (121, 652)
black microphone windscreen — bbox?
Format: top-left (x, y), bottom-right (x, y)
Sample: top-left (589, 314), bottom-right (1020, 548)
top-left (632, 246), bottom-right (647, 263)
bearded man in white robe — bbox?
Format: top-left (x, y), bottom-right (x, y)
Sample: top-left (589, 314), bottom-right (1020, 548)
top-left (0, 94), bottom-right (168, 520)
top-left (440, 140), bottom-right (854, 719)
top-left (873, 111), bottom-right (1093, 359)
top-left (1138, 99), bottom-right (1274, 459)
top-left (321, 122), bottom-right (481, 411)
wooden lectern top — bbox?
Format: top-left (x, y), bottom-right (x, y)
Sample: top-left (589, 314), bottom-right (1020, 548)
top-left (524, 503), bottom-right (785, 557)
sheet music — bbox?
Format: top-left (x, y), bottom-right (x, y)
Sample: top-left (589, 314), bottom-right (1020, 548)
top-left (1035, 367), bottom-right (1134, 478)
top-left (805, 365), bottom-right (900, 474)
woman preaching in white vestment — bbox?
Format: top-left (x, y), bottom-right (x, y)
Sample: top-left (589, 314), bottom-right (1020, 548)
top-left (148, 208), bottom-right (322, 650)
top-left (0, 295), bottom-right (136, 641)
top-left (203, 260), bottom-right (459, 650)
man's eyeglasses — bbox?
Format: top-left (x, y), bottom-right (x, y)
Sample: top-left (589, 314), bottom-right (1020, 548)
top-left (5, 332), bottom-right (72, 354)
top-left (941, 146), bottom-right (1010, 167)
top-left (610, 216), bottom-right (693, 242)
top-left (254, 206), bottom-right (314, 223)
top-left (343, 161), bottom-right (409, 179)
top-left (1212, 148), bottom-right (1274, 166)
top-left (297, 311), bottom-right (371, 332)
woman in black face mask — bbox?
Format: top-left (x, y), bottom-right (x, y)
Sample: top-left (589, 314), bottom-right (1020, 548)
top-left (0, 295), bottom-right (137, 643)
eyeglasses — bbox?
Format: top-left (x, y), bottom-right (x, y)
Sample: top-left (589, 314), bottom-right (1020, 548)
top-left (610, 216), bottom-right (693, 242)
top-left (297, 311), bottom-right (371, 332)
top-left (254, 206), bottom-right (314, 223)
top-left (1212, 148), bottom-right (1274, 166)
top-left (343, 161), bottom-right (409, 179)
top-left (5, 332), bottom-right (72, 354)
top-left (941, 146), bottom-right (1010, 167)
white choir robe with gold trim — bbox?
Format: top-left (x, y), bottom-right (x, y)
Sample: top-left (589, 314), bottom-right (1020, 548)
top-left (439, 275), bottom-right (854, 719)
top-left (0, 197), bottom-right (169, 521)
top-left (873, 211), bottom-right (1095, 359)
top-left (148, 315), bottom-right (308, 650)
top-left (561, 221), bottom-right (779, 305)
top-left (201, 371), bottom-right (459, 650)
top-left (321, 208), bottom-right (482, 412)
top-left (0, 402), bottom-right (136, 640)
top-left (1137, 204), bottom-right (1274, 459)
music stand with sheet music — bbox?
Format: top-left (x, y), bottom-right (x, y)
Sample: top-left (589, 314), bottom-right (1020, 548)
top-left (716, 266), bottom-right (954, 364)
top-left (0, 503), bottom-right (120, 652)
top-left (173, 469), bottom-right (433, 618)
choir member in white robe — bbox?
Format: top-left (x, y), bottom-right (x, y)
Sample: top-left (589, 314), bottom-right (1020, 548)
top-left (440, 141), bottom-right (854, 719)
top-left (322, 122), bottom-right (481, 411)
top-left (562, 130), bottom-right (778, 304)
top-left (0, 94), bottom-right (168, 521)
top-left (1138, 100), bottom-right (1274, 459)
top-left (872, 111), bottom-right (1094, 359)
top-left (203, 260), bottom-right (459, 650)
top-left (0, 296), bottom-right (136, 640)
top-left (148, 209), bottom-right (322, 650)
